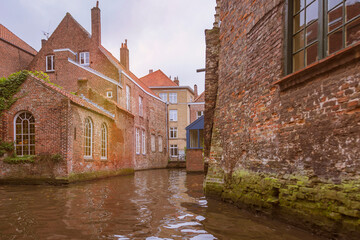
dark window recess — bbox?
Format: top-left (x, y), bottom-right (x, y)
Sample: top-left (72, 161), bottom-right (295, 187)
top-left (286, 0), bottom-right (360, 74)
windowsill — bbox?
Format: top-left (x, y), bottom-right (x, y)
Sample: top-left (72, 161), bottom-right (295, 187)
top-left (46, 70), bottom-right (55, 73)
top-left (100, 157), bottom-right (107, 161)
top-left (80, 64), bottom-right (90, 67)
top-left (274, 42), bottom-right (360, 91)
top-left (170, 121), bottom-right (178, 122)
top-left (136, 153), bottom-right (140, 155)
top-left (84, 156), bottom-right (93, 161)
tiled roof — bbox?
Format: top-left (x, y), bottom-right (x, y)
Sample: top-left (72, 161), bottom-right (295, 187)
top-left (99, 45), bottom-right (160, 98)
top-left (194, 91), bottom-right (205, 102)
top-left (30, 75), bottom-right (115, 119)
top-left (0, 24), bottom-right (37, 55)
top-left (140, 70), bottom-right (178, 87)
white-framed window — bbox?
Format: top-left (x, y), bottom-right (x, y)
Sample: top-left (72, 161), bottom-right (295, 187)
top-left (158, 136), bottom-right (163, 152)
top-left (101, 123), bottom-right (107, 160)
top-left (79, 52), bottom-right (90, 66)
top-left (136, 128), bottom-right (140, 154)
top-left (159, 93), bottom-right (167, 102)
top-left (139, 96), bottom-right (143, 117)
top-left (106, 91), bottom-right (113, 98)
top-left (170, 144), bottom-right (178, 157)
top-left (142, 130), bottom-right (146, 155)
top-left (14, 111), bottom-right (35, 156)
top-left (169, 110), bottom-right (178, 121)
top-left (169, 127), bottom-right (178, 139)
top-left (46, 55), bottom-right (55, 72)
top-left (197, 111), bottom-right (204, 119)
top-left (84, 117), bottom-right (93, 158)
top-left (151, 134), bottom-right (156, 152)
top-left (169, 93), bottom-right (177, 103)
top-left (126, 85), bottom-right (131, 111)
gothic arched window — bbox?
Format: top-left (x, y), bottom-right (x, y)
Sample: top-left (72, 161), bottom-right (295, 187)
top-left (14, 111), bottom-right (35, 156)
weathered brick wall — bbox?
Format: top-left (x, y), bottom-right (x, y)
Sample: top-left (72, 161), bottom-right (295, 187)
top-left (205, 0), bottom-right (360, 237)
top-left (204, 27), bottom-right (219, 158)
top-left (0, 40), bottom-right (34, 78)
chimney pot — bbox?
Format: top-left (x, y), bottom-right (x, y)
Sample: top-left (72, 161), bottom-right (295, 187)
top-left (91, 2), bottom-right (101, 45)
top-left (149, 69), bottom-right (153, 74)
top-left (194, 84), bottom-right (198, 98)
top-left (120, 40), bottom-right (130, 70)
top-left (174, 76), bottom-right (179, 86)
top-left (41, 39), bottom-right (47, 48)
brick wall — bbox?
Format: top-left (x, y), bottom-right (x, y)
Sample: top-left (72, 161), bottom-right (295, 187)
top-left (205, 0), bottom-right (360, 237)
top-left (186, 149), bottom-right (204, 172)
top-left (0, 40), bottom-right (34, 78)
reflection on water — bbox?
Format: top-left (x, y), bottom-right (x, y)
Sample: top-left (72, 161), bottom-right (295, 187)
top-left (0, 169), bottom-right (324, 240)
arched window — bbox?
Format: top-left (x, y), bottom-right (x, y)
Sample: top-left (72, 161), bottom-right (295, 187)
top-left (101, 123), bottom-right (107, 159)
top-left (84, 117), bottom-right (93, 158)
top-left (14, 111), bottom-right (35, 156)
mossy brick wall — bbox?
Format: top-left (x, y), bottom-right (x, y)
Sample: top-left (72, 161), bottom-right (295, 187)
top-left (205, 0), bottom-right (360, 237)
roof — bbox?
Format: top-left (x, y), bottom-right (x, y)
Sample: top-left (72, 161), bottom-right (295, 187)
top-left (30, 75), bottom-right (115, 119)
top-left (0, 24), bottom-right (37, 55)
top-left (194, 91), bottom-right (205, 102)
top-left (98, 45), bottom-right (160, 99)
top-left (186, 115), bottom-right (204, 130)
top-left (140, 70), bottom-right (178, 87)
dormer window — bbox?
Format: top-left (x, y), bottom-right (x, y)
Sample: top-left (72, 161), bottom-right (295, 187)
top-left (46, 55), bottom-right (55, 72)
top-left (79, 52), bottom-right (90, 66)
top-left (106, 91), bottom-right (113, 98)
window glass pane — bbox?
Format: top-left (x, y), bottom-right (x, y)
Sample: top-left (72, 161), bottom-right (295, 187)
top-left (306, 21), bottom-right (318, 44)
top-left (306, 0), bottom-right (319, 25)
top-left (328, 0), bottom-right (343, 10)
top-left (293, 50), bottom-right (305, 72)
top-left (293, 30), bottom-right (305, 52)
top-left (346, 17), bottom-right (360, 45)
top-left (328, 4), bottom-right (343, 31)
top-left (293, 10), bottom-right (305, 33)
top-left (294, 0), bottom-right (305, 13)
top-left (306, 43), bottom-right (319, 65)
top-left (328, 28), bottom-right (343, 54)
top-left (190, 130), bottom-right (199, 148)
top-left (346, 0), bottom-right (360, 21)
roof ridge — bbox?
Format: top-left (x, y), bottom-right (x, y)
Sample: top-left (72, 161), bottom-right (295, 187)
top-left (0, 24), bottom-right (37, 55)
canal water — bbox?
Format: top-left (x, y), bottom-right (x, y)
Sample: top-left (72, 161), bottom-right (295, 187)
top-left (0, 169), bottom-right (325, 240)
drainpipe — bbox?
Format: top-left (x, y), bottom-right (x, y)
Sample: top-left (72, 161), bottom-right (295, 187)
top-left (166, 102), bottom-right (169, 156)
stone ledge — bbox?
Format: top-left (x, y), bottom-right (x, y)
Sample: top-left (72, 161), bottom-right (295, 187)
top-left (274, 42), bottom-right (360, 91)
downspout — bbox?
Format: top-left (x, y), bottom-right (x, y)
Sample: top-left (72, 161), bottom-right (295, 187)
top-left (166, 102), bottom-right (169, 156)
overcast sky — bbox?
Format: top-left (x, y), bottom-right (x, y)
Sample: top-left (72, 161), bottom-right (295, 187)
top-left (0, 0), bottom-right (216, 93)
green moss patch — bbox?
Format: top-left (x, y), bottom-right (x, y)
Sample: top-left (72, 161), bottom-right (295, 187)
top-left (3, 155), bottom-right (35, 164)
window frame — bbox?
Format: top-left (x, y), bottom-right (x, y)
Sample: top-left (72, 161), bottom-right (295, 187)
top-left (135, 128), bottom-right (140, 155)
top-left (169, 110), bottom-right (178, 121)
top-left (79, 52), bottom-right (90, 66)
top-left (101, 123), bottom-right (108, 160)
top-left (158, 136), bottom-right (163, 152)
top-left (142, 130), bottom-right (146, 155)
top-left (106, 91), bottom-right (113, 98)
top-left (126, 85), bottom-right (131, 111)
top-left (169, 93), bottom-right (178, 104)
top-left (84, 117), bottom-right (93, 159)
top-left (46, 55), bottom-right (55, 72)
top-left (139, 96), bottom-right (143, 117)
top-left (169, 127), bottom-right (178, 139)
top-left (159, 93), bottom-right (167, 102)
top-left (14, 111), bottom-right (35, 156)
top-left (197, 111), bottom-right (204, 119)
top-left (285, 0), bottom-right (360, 74)
top-left (170, 144), bottom-right (178, 157)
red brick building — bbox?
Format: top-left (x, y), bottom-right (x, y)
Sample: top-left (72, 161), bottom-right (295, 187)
top-left (0, 24), bottom-right (37, 78)
top-left (0, 2), bottom-right (168, 182)
top-left (189, 91), bottom-right (204, 123)
top-left (204, 0), bottom-right (360, 238)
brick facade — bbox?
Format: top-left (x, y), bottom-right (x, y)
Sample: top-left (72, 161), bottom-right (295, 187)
top-left (0, 24), bottom-right (36, 78)
top-left (0, 2), bottom-right (168, 181)
top-left (189, 92), bottom-right (205, 123)
top-left (204, 0), bottom-right (360, 238)
top-left (186, 149), bottom-right (204, 172)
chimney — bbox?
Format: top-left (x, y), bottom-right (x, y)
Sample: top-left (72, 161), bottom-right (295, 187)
top-left (194, 84), bottom-right (198, 98)
top-left (41, 39), bottom-right (47, 48)
top-left (91, 1), bottom-right (101, 45)
top-left (149, 69), bottom-right (153, 74)
top-left (77, 78), bottom-right (89, 98)
top-left (174, 76), bottom-right (179, 86)
top-left (120, 39), bottom-right (129, 70)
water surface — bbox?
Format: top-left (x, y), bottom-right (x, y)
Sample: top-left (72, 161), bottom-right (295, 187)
top-left (0, 169), bottom-right (324, 239)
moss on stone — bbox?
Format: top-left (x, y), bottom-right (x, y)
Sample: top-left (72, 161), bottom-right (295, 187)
top-left (65, 168), bottom-right (135, 183)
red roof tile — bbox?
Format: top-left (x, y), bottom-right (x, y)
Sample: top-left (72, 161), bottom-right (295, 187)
top-left (99, 45), bottom-right (159, 98)
top-left (140, 70), bottom-right (178, 87)
top-left (0, 24), bottom-right (37, 55)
